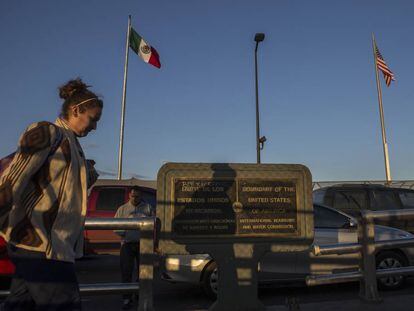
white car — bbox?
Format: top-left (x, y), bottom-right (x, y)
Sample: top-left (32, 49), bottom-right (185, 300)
top-left (161, 204), bottom-right (414, 298)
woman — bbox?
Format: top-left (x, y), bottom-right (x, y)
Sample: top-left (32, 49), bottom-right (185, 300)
top-left (0, 78), bottom-right (103, 310)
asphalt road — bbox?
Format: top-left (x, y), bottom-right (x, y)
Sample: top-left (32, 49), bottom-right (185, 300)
top-left (76, 254), bottom-right (414, 311)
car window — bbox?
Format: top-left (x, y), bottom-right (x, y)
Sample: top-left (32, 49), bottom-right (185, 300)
top-left (398, 191), bottom-right (414, 208)
top-left (314, 205), bottom-right (350, 229)
top-left (313, 189), bottom-right (326, 204)
top-left (372, 190), bottom-right (400, 210)
top-left (96, 188), bottom-right (126, 211)
top-left (332, 190), bottom-right (367, 211)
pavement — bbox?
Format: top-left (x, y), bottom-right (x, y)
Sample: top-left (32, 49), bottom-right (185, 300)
top-left (4, 254), bottom-right (411, 311)
top-left (194, 295), bottom-right (414, 311)
top-left (266, 295), bottom-right (414, 311)
top-left (187, 286), bottom-right (414, 311)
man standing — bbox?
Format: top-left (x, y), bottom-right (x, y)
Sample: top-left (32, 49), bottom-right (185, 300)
top-left (114, 186), bottom-right (152, 310)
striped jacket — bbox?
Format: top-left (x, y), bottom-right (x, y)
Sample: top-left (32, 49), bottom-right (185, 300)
top-left (0, 118), bottom-right (89, 262)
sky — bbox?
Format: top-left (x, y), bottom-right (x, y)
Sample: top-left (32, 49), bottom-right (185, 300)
top-left (1, 0), bottom-right (414, 182)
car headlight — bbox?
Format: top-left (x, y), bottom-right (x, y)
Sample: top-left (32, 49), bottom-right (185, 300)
top-left (166, 258), bottom-right (180, 271)
top-left (190, 259), bottom-right (206, 267)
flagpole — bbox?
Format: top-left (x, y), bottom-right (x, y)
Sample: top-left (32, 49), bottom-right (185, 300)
top-left (117, 15), bottom-right (132, 180)
top-left (372, 33), bottom-right (392, 183)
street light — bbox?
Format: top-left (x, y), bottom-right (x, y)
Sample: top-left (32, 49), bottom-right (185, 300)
top-left (254, 33), bottom-right (265, 164)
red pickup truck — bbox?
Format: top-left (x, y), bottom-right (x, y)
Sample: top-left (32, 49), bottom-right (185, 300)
top-left (84, 178), bottom-right (157, 255)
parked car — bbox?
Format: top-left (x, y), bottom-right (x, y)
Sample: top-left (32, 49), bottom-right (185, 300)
top-left (161, 204), bottom-right (414, 298)
top-left (313, 184), bottom-right (414, 233)
top-left (84, 178), bottom-right (156, 255)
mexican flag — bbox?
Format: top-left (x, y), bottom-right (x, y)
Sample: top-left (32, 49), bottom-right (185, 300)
top-left (129, 27), bottom-right (161, 68)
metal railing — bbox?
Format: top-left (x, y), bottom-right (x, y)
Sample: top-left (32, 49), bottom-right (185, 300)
top-left (85, 218), bottom-right (156, 311)
top-left (0, 217), bottom-right (156, 311)
top-left (3, 210), bottom-right (414, 307)
top-left (306, 208), bottom-right (414, 302)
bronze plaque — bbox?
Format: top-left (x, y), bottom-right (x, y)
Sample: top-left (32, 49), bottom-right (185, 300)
top-left (173, 179), bottom-right (236, 235)
top-left (157, 163), bottom-right (313, 253)
top-left (237, 179), bottom-right (297, 234)
top-left (172, 179), bottom-right (298, 236)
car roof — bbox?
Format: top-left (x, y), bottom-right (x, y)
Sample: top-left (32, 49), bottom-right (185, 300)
top-left (319, 183), bottom-right (385, 189)
top-left (314, 183), bottom-right (414, 191)
top-left (91, 178), bottom-right (157, 190)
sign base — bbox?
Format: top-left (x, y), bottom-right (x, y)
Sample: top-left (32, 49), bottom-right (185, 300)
top-left (188, 243), bottom-right (268, 311)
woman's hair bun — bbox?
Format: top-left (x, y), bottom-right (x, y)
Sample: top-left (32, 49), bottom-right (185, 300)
top-left (59, 78), bottom-right (91, 100)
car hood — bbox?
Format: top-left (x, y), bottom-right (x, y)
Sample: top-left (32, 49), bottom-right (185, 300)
top-left (374, 225), bottom-right (414, 240)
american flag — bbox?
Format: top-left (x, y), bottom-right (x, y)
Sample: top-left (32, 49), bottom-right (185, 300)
top-left (375, 44), bottom-right (395, 87)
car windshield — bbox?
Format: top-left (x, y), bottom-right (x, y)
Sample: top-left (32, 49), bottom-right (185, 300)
top-left (96, 187), bottom-right (125, 211)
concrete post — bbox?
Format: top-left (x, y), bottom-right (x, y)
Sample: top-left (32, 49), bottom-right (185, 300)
top-left (358, 211), bottom-right (381, 303)
top-left (138, 219), bottom-right (155, 311)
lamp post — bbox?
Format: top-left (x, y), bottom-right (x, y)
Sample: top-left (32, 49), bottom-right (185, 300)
top-left (254, 33), bottom-right (266, 164)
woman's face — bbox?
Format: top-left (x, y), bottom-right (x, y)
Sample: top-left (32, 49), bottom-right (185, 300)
top-left (69, 105), bottom-right (102, 137)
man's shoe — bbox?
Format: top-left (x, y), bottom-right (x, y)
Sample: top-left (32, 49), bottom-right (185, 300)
top-left (122, 299), bottom-right (132, 310)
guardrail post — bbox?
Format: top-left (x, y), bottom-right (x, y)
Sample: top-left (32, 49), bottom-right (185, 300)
top-left (138, 219), bottom-right (155, 311)
top-left (358, 211), bottom-right (381, 303)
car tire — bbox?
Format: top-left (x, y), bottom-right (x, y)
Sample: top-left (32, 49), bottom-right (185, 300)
top-left (376, 250), bottom-right (408, 290)
top-left (201, 261), bottom-right (218, 299)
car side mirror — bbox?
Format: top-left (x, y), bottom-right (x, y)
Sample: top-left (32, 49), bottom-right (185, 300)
top-left (349, 219), bottom-right (357, 229)
top-left (342, 219), bottom-right (357, 229)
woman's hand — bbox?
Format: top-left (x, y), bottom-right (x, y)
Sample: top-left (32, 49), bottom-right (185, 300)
top-left (86, 159), bottom-right (99, 187)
